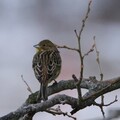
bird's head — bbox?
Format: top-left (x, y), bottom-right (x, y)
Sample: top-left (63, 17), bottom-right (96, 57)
top-left (34, 39), bottom-right (57, 52)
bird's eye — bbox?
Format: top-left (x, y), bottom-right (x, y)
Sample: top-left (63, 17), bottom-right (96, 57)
top-left (43, 44), bottom-right (46, 47)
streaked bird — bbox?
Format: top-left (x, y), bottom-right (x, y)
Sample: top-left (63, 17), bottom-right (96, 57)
top-left (32, 39), bottom-right (62, 101)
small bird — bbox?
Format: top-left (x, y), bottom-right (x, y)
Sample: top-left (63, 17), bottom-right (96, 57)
top-left (32, 39), bottom-right (62, 101)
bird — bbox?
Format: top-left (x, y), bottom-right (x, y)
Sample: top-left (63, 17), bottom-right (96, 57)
top-left (32, 39), bottom-right (62, 101)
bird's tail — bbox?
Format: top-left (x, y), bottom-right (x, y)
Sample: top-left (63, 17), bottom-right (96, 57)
top-left (41, 84), bottom-right (48, 101)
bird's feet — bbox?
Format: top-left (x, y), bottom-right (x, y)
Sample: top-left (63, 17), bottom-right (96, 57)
top-left (53, 80), bottom-right (58, 86)
top-left (36, 92), bottom-right (42, 103)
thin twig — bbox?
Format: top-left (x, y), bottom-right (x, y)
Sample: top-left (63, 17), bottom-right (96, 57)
top-left (94, 95), bottom-right (118, 107)
top-left (83, 43), bottom-right (95, 58)
top-left (56, 45), bottom-right (79, 52)
top-left (94, 36), bottom-right (105, 117)
top-left (78, 0), bottom-right (92, 38)
top-left (101, 96), bottom-right (105, 117)
top-left (74, 0), bottom-right (92, 104)
top-left (72, 74), bottom-right (79, 83)
top-left (46, 106), bottom-right (76, 120)
top-left (94, 37), bottom-right (103, 80)
top-left (21, 75), bottom-right (33, 94)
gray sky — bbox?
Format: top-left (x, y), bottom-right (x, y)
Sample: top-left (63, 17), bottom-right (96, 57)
top-left (0, 0), bottom-right (120, 120)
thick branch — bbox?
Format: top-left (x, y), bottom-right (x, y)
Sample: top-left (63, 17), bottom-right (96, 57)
top-left (0, 94), bottom-right (77, 120)
top-left (1, 76), bottom-right (120, 120)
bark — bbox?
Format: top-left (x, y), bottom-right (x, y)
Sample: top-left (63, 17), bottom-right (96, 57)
top-left (0, 76), bottom-right (120, 120)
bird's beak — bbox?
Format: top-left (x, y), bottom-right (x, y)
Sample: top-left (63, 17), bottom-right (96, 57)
top-left (33, 44), bottom-right (40, 52)
top-left (33, 44), bottom-right (39, 48)
top-left (33, 44), bottom-right (43, 52)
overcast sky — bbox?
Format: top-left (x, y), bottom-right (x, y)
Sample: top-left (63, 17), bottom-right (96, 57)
top-left (0, 0), bottom-right (120, 120)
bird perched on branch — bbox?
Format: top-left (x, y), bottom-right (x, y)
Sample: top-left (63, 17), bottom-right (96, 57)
top-left (32, 39), bottom-right (62, 101)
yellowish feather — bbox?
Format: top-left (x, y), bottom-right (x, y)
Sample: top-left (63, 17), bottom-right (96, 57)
top-left (35, 48), bottom-right (44, 53)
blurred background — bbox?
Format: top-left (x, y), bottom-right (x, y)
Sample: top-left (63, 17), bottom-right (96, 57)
top-left (0, 0), bottom-right (120, 119)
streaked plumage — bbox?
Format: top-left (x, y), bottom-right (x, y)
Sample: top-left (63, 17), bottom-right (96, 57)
top-left (32, 39), bottom-right (61, 101)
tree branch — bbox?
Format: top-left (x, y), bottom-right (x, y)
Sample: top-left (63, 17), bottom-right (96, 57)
top-left (1, 76), bottom-right (120, 120)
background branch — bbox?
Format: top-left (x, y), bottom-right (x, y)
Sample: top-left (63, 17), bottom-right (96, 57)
top-left (94, 37), bottom-right (105, 117)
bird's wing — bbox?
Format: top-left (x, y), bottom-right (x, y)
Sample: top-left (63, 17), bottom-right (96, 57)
top-left (32, 50), bottom-right (61, 84)
top-left (47, 50), bottom-right (61, 81)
